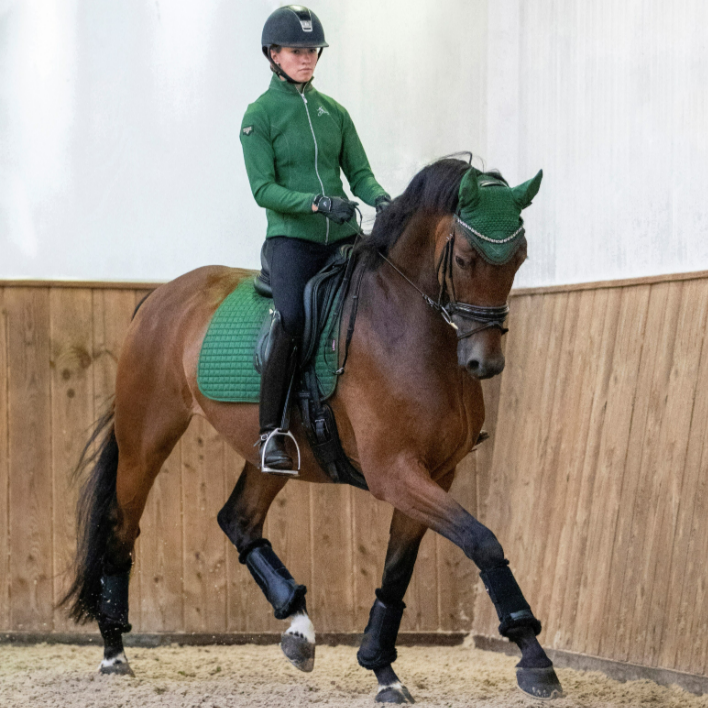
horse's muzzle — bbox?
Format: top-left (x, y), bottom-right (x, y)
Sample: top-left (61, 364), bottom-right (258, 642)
top-left (462, 353), bottom-right (505, 379)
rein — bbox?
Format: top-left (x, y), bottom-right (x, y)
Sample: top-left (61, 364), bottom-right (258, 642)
top-left (378, 230), bottom-right (510, 340)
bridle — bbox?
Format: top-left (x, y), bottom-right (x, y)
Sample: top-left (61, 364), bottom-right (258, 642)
top-left (378, 227), bottom-right (510, 341)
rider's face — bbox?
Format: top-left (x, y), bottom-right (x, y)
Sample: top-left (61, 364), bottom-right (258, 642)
top-left (271, 47), bottom-right (319, 83)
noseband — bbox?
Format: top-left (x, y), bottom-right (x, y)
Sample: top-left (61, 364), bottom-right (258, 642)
top-left (378, 230), bottom-right (510, 341)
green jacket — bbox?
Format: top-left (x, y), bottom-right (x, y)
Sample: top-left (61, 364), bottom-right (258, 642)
top-left (240, 74), bottom-right (388, 244)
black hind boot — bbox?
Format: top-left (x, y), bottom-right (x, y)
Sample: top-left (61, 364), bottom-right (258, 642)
top-left (97, 560), bottom-right (134, 675)
top-left (259, 313), bottom-right (298, 473)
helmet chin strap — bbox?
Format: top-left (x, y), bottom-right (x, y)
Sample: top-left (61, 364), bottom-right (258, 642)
top-left (268, 48), bottom-right (323, 85)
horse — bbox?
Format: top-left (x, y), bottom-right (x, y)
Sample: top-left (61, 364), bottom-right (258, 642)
top-left (61, 157), bottom-right (563, 703)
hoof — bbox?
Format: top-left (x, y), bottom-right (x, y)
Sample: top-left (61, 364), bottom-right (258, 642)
top-left (98, 652), bottom-right (134, 677)
top-left (516, 666), bottom-right (563, 700)
top-left (281, 632), bottom-right (315, 672)
top-left (376, 682), bottom-right (415, 704)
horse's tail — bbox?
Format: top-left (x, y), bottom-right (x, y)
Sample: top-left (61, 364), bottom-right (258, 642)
top-left (59, 403), bottom-right (120, 623)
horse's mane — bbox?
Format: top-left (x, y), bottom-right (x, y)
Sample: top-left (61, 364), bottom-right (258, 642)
top-left (354, 157), bottom-right (474, 269)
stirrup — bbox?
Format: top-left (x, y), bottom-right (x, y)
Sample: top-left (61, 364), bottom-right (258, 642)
top-left (260, 429), bottom-right (301, 476)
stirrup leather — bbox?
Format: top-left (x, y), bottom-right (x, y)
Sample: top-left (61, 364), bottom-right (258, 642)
top-left (260, 429), bottom-right (301, 476)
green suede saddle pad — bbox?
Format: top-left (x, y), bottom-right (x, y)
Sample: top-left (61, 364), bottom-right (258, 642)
top-left (197, 278), bottom-right (341, 403)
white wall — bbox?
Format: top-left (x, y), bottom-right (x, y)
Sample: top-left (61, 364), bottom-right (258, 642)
top-left (492, 0), bottom-right (708, 287)
top-left (0, 1), bottom-right (706, 286)
top-left (0, 0), bottom-right (486, 281)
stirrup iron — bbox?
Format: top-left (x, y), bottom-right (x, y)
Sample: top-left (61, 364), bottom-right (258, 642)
top-left (260, 429), bottom-right (301, 476)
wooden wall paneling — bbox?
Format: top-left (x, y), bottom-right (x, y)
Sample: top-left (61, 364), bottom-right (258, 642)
top-left (310, 484), bottom-right (354, 632)
top-left (471, 293), bottom-right (538, 636)
top-left (557, 288), bottom-right (621, 652)
top-left (266, 478), bottom-right (314, 632)
top-left (640, 280), bottom-right (708, 667)
top-left (578, 285), bottom-right (651, 658)
top-left (656, 280), bottom-right (708, 671)
top-left (3, 276), bottom-right (708, 676)
top-left (529, 289), bottom-right (584, 634)
top-left (512, 292), bottom-right (569, 617)
top-left (0, 289), bottom-right (9, 629)
top-left (517, 293), bottom-right (577, 631)
top-left (688, 425), bottom-right (708, 676)
top-left (623, 282), bottom-right (683, 666)
top-left (6, 288), bottom-right (54, 631)
top-left (558, 287), bottom-right (626, 655)
top-left (92, 289), bottom-right (145, 627)
top-left (542, 289), bottom-right (607, 647)
top-left (694, 477), bottom-right (708, 676)
top-left (181, 419), bottom-right (226, 633)
top-left (351, 489), bottom-right (390, 631)
top-left (605, 282), bottom-right (674, 662)
top-left (49, 288), bottom-right (95, 633)
top-left (485, 291), bottom-right (567, 637)
top-left (672, 303), bottom-right (708, 674)
top-left (683, 443), bottom-right (708, 676)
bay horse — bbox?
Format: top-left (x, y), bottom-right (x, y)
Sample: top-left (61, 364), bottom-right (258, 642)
top-left (62, 157), bottom-right (563, 702)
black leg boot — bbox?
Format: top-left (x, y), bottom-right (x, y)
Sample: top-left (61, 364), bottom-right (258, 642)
top-left (259, 313), bottom-right (298, 472)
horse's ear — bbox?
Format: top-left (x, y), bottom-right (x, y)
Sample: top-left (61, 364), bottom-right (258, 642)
top-left (512, 170), bottom-right (543, 209)
top-left (458, 169), bottom-right (480, 210)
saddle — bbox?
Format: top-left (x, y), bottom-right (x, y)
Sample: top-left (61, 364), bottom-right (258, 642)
top-left (196, 244), bottom-right (367, 491)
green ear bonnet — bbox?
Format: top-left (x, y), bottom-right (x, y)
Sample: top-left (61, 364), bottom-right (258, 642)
top-left (456, 168), bottom-right (543, 265)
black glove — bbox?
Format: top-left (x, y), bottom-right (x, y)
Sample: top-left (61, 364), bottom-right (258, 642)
top-left (374, 193), bottom-right (393, 214)
top-left (313, 195), bottom-right (358, 225)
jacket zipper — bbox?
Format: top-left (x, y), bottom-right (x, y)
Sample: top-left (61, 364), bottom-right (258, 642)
top-left (299, 90), bottom-right (329, 243)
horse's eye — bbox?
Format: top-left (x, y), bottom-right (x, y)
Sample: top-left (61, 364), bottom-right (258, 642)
top-left (455, 256), bottom-right (466, 268)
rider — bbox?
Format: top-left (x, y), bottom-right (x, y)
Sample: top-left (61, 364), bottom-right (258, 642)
top-left (241, 5), bottom-right (391, 472)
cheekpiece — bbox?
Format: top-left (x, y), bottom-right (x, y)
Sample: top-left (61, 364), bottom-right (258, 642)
top-left (456, 167), bottom-right (543, 266)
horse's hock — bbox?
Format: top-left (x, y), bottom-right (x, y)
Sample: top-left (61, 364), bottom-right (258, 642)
top-left (1, 269), bottom-right (708, 689)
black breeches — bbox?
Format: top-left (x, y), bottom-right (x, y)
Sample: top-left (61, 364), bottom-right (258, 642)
top-left (269, 236), bottom-right (353, 337)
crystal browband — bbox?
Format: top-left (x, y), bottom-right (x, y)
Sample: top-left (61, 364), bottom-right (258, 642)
top-left (455, 215), bottom-right (525, 244)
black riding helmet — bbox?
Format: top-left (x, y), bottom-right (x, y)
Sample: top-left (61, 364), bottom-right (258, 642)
top-left (261, 5), bottom-right (328, 83)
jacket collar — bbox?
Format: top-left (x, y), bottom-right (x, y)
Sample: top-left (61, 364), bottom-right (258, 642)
top-left (268, 73), bottom-right (316, 96)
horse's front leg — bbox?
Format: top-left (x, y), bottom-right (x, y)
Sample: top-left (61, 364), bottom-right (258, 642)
top-left (217, 461), bottom-right (315, 671)
top-left (368, 458), bottom-right (563, 700)
top-left (358, 471), bottom-right (455, 704)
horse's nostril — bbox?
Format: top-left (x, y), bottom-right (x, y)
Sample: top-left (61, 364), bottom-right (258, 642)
top-left (467, 359), bottom-right (480, 372)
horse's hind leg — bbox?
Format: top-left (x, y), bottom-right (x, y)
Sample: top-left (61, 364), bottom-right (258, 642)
top-left (217, 462), bottom-right (315, 671)
top-left (97, 408), bottom-right (190, 675)
top-left (357, 507), bottom-right (431, 704)
top-left (358, 473), bottom-right (457, 704)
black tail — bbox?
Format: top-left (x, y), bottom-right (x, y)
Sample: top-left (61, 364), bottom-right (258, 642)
top-left (59, 404), bottom-right (120, 623)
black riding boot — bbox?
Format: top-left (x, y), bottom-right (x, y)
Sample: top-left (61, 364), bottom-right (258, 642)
top-left (259, 314), bottom-right (298, 471)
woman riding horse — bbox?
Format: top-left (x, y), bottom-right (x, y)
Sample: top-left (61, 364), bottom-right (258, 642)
top-left (242, 5), bottom-right (391, 472)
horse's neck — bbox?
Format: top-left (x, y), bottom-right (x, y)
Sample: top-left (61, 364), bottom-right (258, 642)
top-left (361, 211), bottom-right (449, 340)
top-left (385, 212), bottom-right (441, 296)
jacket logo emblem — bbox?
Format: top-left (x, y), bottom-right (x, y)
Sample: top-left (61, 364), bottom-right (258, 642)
top-left (242, 126), bottom-right (254, 136)
top-left (317, 106), bottom-right (329, 117)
